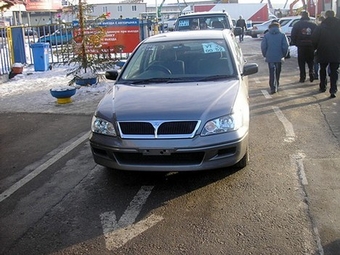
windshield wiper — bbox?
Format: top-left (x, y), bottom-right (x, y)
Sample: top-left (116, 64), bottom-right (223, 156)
top-left (127, 75), bottom-right (235, 84)
top-left (197, 75), bottom-right (235, 81)
top-left (129, 78), bottom-right (171, 84)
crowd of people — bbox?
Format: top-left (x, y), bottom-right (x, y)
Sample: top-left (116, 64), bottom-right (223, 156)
top-left (261, 10), bottom-right (340, 98)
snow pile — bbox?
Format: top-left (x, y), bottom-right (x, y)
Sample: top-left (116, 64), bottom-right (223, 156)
top-left (0, 65), bottom-right (114, 115)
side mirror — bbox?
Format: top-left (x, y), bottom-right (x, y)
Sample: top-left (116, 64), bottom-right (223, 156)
top-left (105, 70), bottom-right (119, 80)
top-left (243, 63), bottom-right (258, 76)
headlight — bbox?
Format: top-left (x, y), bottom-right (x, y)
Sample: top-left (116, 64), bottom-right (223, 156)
top-left (201, 113), bottom-right (243, 136)
top-left (91, 116), bottom-right (117, 136)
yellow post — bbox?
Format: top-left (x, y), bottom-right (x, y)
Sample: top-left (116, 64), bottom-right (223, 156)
top-left (154, 22), bottom-right (159, 34)
top-left (6, 27), bottom-right (14, 65)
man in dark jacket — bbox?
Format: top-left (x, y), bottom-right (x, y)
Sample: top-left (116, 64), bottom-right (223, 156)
top-left (312, 10), bottom-right (340, 98)
top-left (291, 11), bottom-right (317, 82)
top-left (236, 16), bottom-right (247, 42)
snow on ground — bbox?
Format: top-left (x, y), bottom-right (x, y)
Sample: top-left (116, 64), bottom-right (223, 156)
top-left (0, 65), bottom-right (114, 115)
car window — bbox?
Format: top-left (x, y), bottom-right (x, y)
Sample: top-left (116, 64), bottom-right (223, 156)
top-left (279, 19), bottom-right (291, 26)
top-left (120, 39), bottom-right (236, 81)
top-left (176, 15), bottom-right (230, 31)
top-left (290, 19), bottom-right (300, 27)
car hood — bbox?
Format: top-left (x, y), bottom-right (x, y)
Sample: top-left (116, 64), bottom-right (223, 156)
top-left (96, 79), bottom-right (241, 121)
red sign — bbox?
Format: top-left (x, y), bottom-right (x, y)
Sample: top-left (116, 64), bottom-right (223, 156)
top-left (73, 19), bottom-right (140, 54)
top-left (103, 26), bottom-right (140, 53)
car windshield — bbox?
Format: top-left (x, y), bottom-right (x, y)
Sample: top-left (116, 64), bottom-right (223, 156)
top-left (260, 20), bottom-right (273, 27)
top-left (119, 39), bottom-right (236, 83)
top-left (279, 19), bottom-right (292, 26)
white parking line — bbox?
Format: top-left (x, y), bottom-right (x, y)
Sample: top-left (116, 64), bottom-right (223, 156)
top-left (104, 213), bottom-right (164, 250)
top-left (254, 78), bottom-right (261, 84)
top-left (261, 89), bottom-right (272, 99)
top-left (0, 131), bottom-right (90, 203)
top-left (100, 186), bottom-right (164, 250)
top-left (272, 106), bottom-right (295, 142)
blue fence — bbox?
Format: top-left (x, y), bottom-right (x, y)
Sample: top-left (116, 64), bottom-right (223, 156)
top-left (0, 21), bottom-right (150, 80)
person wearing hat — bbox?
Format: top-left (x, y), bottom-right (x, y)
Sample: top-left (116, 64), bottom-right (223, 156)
top-left (291, 10), bottom-right (317, 83)
top-left (261, 22), bottom-right (289, 94)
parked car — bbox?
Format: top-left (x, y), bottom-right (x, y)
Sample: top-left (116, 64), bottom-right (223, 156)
top-left (164, 18), bottom-right (177, 31)
top-left (37, 29), bottom-right (73, 45)
top-left (24, 28), bottom-right (38, 36)
top-left (262, 16), bottom-right (315, 44)
top-left (89, 29), bottom-right (258, 172)
top-left (248, 19), bottom-right (276, 38)
top-left (114, 60), bottom-right (126, 70)
top-left (174, 11), bottom-right (242, 36)
top-left (36, 24), bottom-right (58, 37)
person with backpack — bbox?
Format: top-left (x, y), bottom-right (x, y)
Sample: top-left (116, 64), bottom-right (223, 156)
top-left (261, 22), bottom-right (289, 94)
top-left (312, 10), bottom-right (340, 98)
top-left (291, 11), bottom-right (317, 83)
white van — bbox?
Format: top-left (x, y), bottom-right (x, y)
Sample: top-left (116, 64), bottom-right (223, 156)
top-left (174, 11), bottom-right (242, 36)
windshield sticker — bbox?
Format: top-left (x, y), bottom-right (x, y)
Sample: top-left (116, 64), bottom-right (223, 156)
top-left (202, 43), bottom-right (225, 53)
top-left (145, 45), bottom-right (156, 51)
top-left (178, 20), bottom-right (190, 27)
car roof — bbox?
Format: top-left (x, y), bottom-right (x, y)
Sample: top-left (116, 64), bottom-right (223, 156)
top-left (279, 16), bottom-right (301, 20)
top-left (143, 30), bottom-right (233, 43)
top-left (179, 11), bottom-right (230, 17)
top-left (279, 16), bottom-right (315, 20)
top-left (256, 19), bottom-right (276, 26)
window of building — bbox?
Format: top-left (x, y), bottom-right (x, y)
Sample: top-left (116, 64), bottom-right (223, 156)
top-left (103, 6), bottom-right (108, 13)
top-left (132, 5), bottom-right (137, 11)
top-left (118, 6), bottom-right (122, 12)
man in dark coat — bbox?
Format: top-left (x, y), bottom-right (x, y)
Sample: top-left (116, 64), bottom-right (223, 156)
top-left (312, 10), bottom-right (340, 98)
top-left (236, 16), bottom-right (247, 42)
top-left (291, 11), bottom-right (317, 82)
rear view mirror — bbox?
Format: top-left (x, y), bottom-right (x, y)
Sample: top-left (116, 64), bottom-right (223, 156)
top-left (243, 63), bottom-right (258, 76)
top-left (105, 70), bottom-right (119, 80)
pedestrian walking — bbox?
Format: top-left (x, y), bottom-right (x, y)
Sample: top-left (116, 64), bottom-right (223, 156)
top-left (291, 11), bottom-right (317, 83)
top-left (261, 22), bottom-right (289, 94)
top-left (313, 16), bottom-right (325, 80)
top-left (236, 16), bottom-right (247, 42)
top-left (312, 10), bottom-right (340, 98)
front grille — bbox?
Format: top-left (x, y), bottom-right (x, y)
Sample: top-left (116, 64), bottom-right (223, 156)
top-left (158, 121), bottom-right (197, 134)
top-left (119, 122), bottom-right (154, 134)
top-left (118, 120), bottom-right (200, 139)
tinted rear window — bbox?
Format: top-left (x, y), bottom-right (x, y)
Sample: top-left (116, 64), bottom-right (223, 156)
top-left (175, 15), bottom-right (231, 31)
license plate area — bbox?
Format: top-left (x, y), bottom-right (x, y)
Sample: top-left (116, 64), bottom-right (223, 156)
top-left (142, 149), bottom-right (173, 155)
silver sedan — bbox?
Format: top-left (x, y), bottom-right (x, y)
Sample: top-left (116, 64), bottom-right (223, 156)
top-left (90, 30), bottom-right (258, 172)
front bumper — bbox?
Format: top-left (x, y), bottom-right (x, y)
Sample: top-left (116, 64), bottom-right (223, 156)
top-left (89, 130), bottom-right (248, 172)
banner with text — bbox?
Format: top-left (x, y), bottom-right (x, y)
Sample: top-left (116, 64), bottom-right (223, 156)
top-left (72, 19), bottom-right (140, 54)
